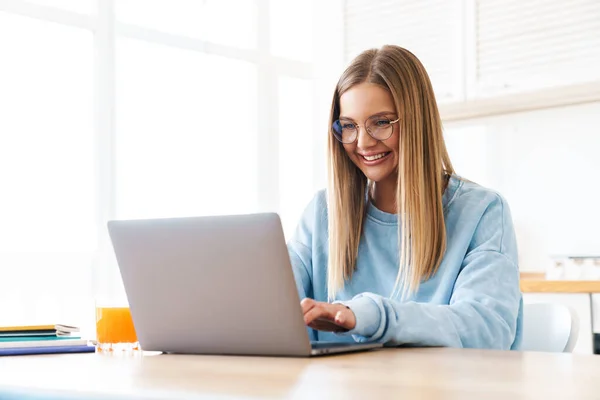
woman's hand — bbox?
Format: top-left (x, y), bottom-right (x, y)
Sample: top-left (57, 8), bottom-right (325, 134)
top-left (301, 298), bottom-right (356, 332)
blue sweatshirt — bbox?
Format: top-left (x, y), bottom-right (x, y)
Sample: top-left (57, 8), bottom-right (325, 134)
top-left (287, 175), bottom-right (523, 349)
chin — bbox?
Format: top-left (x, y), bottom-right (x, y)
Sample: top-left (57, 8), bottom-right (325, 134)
top-left (361, 170), bottom-right (396, 183)
top-left (360, 161), bottom-right (398, 181)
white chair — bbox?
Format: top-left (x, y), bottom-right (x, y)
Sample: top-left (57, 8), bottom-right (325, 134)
top-left (521, 302), bottom-right (579, 353)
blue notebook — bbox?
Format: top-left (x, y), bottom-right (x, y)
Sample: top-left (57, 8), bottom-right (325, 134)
top-left (0, 336), bottom-right (81, 343)
top-left (0, 345), bottom-right (95, 356)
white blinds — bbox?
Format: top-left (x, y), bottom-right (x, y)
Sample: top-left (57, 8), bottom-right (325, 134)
top-left (477, 0), bottom-right (600, 93)
top-left (344, 0), bottom-right (600, 106)
top-left (344, 0), bottom-right (463, 102)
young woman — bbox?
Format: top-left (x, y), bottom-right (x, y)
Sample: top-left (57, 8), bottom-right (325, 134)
top-left (288, 45), bottom-right (522, 349)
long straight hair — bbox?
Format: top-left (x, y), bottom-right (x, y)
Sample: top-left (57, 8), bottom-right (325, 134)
top-left (327, 45), bottom-right (454, 300)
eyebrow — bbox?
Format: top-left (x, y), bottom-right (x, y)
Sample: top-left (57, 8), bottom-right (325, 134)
top-left (339, 111), bottom-right (397, 120)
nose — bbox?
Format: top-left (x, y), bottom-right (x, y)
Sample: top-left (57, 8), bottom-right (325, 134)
top-left (356, 126), bottom-right (377, 149)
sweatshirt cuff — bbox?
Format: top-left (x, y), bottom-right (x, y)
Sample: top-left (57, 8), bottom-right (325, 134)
top-left (334, 295), bottom-right (381, 338)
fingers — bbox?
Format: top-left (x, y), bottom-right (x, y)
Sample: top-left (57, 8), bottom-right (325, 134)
top-left (335, 310), bottom-right (345, 325)
top-left (334, 309), bottom-right (356, 330)
top-left (300, 298), bottom-right (316, 314)
top-left (308, 319), bottom-right (347, 332)
top-left (300, 299), bottom-right (356, 332)
top-left (303, 304), bottom-right (335, 326)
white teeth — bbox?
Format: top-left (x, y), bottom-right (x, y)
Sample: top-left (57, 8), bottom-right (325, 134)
top-left (363, 153), bottom-right (387, 161)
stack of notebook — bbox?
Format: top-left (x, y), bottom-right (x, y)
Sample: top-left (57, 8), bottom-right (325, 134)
top-left (0, 324), bottom-right (95, 356)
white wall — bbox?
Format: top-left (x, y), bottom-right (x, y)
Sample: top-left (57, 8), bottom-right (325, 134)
top-left (444, 101), bottom-right (600, 272)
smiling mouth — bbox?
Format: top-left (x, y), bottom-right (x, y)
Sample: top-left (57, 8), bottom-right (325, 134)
top-left (361, 152), bottom-right (391, 162)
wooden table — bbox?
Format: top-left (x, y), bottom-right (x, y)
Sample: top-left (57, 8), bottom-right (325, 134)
top-left (1, 348), bottom-right (600, 399)
top-left (521, 279), bottom-right (600, 293)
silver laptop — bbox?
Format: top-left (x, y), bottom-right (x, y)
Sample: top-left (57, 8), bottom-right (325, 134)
top-left (107, 213), bottom-right (382, 357)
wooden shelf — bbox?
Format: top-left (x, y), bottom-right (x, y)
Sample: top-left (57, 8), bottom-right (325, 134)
top-left (520, 280), bottom-right (600, 293)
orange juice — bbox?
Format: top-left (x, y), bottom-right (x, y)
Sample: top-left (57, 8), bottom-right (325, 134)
top-left (95, 307), bottom-right (138, 346)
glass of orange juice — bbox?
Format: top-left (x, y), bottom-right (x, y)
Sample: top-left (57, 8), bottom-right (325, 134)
top-left (93, 242), bottom-right (139, 353)
top-left (95, 304), bottom-right (139, 353)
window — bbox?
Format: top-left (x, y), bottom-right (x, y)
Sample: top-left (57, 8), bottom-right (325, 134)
top-left (0, 0), bottom-right (340, 330)
top-left (116, 38), bottom-right (258, 219)
top-left (25, 0), bottom-right (94, 15)
top-left (278, 76), bottom-right (315, 237)
top-left (0, 12), bottom-right (94, 325)
top-left (270, 0), bottom-right (314, 62)
top-left (116, 0), bottom-right (257, 49)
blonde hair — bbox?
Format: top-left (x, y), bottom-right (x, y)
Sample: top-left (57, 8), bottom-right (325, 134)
top-left (327, 45), bottom-right (454, 300)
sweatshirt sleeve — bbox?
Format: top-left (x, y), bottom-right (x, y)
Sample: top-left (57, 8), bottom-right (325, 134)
top-left (287, 191), bottom-right (326, 341)
top-left (288, 239), bottom-right (313, 301)
top-left (337, 194), bottom-right (522, 350)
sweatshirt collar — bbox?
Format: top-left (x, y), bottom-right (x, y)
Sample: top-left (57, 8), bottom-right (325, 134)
top-left (366, 174), bottom-right (461, 224)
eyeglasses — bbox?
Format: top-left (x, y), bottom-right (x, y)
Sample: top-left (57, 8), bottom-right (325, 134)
top-left (332, 115), bottom-right (400, 144)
